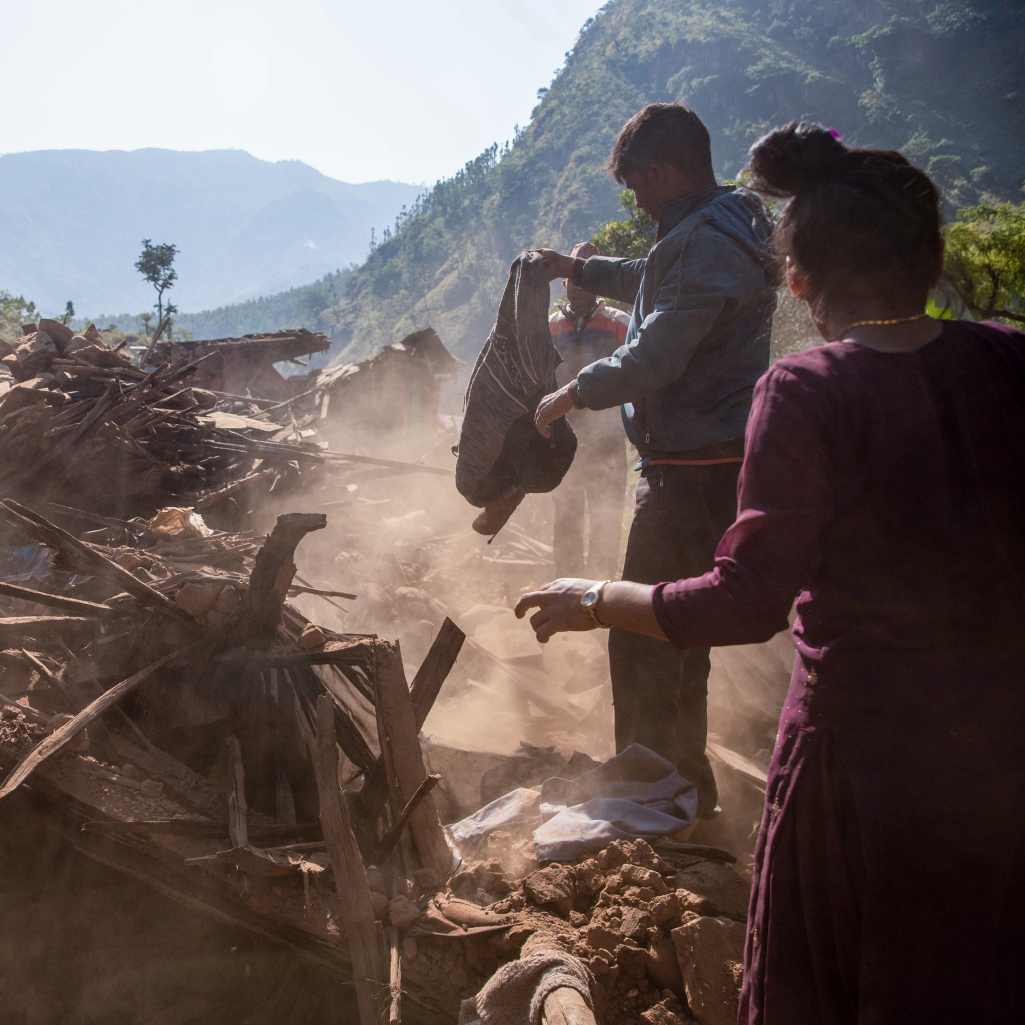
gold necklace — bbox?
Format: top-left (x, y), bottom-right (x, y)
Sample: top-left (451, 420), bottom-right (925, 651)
top-left (833, 312), bottom-right (929, 343)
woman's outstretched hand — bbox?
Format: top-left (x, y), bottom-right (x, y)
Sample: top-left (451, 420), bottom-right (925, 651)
top-left (514, 578), bottom-right (596, 643)
top-left (516, 579), bottom-right (670, 643)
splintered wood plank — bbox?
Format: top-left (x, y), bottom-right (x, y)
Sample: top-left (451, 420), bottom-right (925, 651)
top-left (359, 621), bottom-right (463, 824)
top-left (0, 645), bottom-right (191, 800)
top-left (409, 618), bottom-right (465, 728)
top-left (315, 694), bottom-right (385, 1025)
top-left (225, 734), bottom-right (251, 900)
top-left (373, 642), bottom-right (452, 881)
top-left (0, 581), bottom-right (115, 617)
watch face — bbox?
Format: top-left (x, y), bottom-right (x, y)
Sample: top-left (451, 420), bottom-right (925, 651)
top-left (582, 590), bottom-right (598, 608)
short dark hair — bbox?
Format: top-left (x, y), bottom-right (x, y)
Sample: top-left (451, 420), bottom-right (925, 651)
top-left (746, 121), bottom-right (942, 314)
top-left (609, 104), bottom-right (713, 183)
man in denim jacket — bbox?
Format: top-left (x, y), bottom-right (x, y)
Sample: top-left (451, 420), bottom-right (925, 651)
top-left (534, 104), bottom-right (778, 817)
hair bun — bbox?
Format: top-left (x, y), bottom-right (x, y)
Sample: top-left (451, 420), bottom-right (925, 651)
top-left (748, 122), bottom-right (850, 197)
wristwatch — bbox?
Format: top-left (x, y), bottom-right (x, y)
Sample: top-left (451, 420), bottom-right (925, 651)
top-left (581, 580), bottom-right (612, 629)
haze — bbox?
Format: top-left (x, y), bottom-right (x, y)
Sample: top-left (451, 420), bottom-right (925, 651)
top-left (1, 0), bottom-right (603, 186)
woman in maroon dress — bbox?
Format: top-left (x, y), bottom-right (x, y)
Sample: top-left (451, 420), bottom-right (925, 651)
top-left (516, 122), bottom-right (1025, 1023)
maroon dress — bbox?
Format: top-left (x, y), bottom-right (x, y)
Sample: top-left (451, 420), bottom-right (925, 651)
top-left (652, 321), bottom-right (1025, 1024)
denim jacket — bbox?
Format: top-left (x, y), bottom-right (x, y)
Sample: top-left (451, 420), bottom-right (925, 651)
top-left (574, 185), bottom-right (778, 456)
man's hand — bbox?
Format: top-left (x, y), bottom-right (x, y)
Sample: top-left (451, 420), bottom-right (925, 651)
top-left (535, 384), bottom-right (576, 438)
top-left (533, 249), bottom-right (575, 282)
top-left (514, 578), bottom-right (598, 643)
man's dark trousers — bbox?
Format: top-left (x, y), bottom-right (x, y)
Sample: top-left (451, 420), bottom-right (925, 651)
top-left (608, 459), bottom-right (741, 816)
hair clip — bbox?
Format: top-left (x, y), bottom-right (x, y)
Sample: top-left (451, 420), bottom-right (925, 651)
top-left (828, 128), bottom-right (842, 140)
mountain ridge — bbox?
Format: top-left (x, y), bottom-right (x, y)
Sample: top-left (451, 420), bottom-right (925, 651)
top-left (0, 148), bottom-right (421, 317)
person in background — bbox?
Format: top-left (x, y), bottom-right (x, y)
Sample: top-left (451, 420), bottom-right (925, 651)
top-left (549, 240), bottom-right (630, 580)
top-left (535, 104), bottom-right (778, 818)
top-left (517, 122), bottom-right (1025, 1023)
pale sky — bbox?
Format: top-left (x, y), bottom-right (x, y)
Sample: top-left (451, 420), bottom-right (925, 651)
top-left (1, 0), bottom-right (605, 185)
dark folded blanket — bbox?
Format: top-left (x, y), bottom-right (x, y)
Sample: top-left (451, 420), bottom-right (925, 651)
top-left (456, 252), bottom-right (576, 510)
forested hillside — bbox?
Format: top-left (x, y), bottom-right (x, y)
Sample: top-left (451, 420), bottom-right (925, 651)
top-left (315, 0), bottom-right (1025, 364)
top-left (96, 270), bottom-right (352, 342)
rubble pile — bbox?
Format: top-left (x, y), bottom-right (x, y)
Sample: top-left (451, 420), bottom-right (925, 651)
top-left (0, 316), bottom-right (777, 1025)
top-left (373, 835), bottom-right (749, 1025)
top-left (0, 319), bottom-right (456, 533)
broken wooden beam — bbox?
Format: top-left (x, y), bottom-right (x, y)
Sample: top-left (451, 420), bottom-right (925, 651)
top-left (238, 513), bottom-right (327, 642)
top-left (390, 925), bottom-right (402, 1025)
top-left (225, 734), bottom-right (251, 900)
top-left (314, 693), bottom-right (386, 1025)
top-left (409, 618), bottom-right (465, 725)
top-left (359, 619), bottom-right (464, 825)
top-left (373, 642), bottom-right (452, 882)
top-left (0, 645), bottom-right (192, 800)
top-left (0, 615), bottom-right (97, 639)
top-left (0, 581), bottom-right (115, 618)
top-left (372, 774), bottom-right (441, 867)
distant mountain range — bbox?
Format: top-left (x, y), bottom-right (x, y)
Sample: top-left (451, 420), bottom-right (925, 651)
top-left (0, 149), bottom-right (421, 318)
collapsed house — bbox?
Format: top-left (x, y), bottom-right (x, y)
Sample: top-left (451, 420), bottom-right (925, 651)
top-left (286, 328), bottom-right (464, 457)
top-left (148, 329), bottom-right (331, 402)
top-left (0, 317), bottom-right (776, 1025)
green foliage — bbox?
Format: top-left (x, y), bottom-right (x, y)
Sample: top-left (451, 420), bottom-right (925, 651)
top-left (320, 0), bottom-right (1025, 365)
top-left (944, 201), bottom-right (1025, 325)
top-left (135, 239), bottom-right (178, 334)
top-left (0, 289), bottom-right (37, 342)
top-left (62, 301), bottom-right (74, 325)
top-left (591, 191), bottom-right (657, 258)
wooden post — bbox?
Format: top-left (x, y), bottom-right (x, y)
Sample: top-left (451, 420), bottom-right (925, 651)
top-left (542, 988), bottom-right (595, 1025)
top-left (224, 734), bottom-right (250, 900)
top-left (389, 925), bottom-right (402, 1024)
top-left (315, 693), bottom-right (385, 1025)
top-left (359, 619), bottom-right (463, 826)
top-left (374, 641), bottom-right (453, 881)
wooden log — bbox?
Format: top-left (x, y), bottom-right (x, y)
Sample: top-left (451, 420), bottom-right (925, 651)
top-left (0, 644), bottom-right (191, 800)
top-left (359, 619), bottom-right (464, 824)
top-left (542, 988), bottom-right (595, 1025)
top-left (0, 615), bottom-right (96, 638)
top-left (225, 734), bottom-right (251, 900)
top-left (314, 693), bottom-right (385, 1025)
top-left (0, 581), bottom-right (115, 617)
top-left (286, 584), bottom-right (358, 600)
top-left (194, 469), bottom-right (276, 512)
top-left (389, 925), bottom-right (402, 1024)
top-left (372, 774), bottom-right (441, 867)
top-left (238, 513), bottom-right (326, 642)
top-left (373, 642), bottom-right (452, 881)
